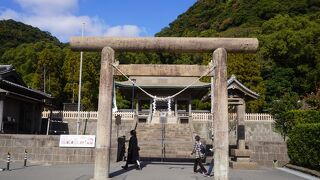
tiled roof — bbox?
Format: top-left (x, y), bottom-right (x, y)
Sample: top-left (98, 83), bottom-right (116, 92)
top-left (0, 79), bottom-right (52, 99)
top-left (116, 75), bottom-right (259, 100)
top-left (0, 64), bottom-right (52, 99)
top-left (227, 74), bottom-right (259, 99)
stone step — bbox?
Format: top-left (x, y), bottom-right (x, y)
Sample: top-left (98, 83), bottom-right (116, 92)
top-left (130, 122), bottom-right (194, 159)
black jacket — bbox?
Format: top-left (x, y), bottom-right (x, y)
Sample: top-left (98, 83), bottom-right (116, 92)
top-left (127, 135), bottom-right (139, 163)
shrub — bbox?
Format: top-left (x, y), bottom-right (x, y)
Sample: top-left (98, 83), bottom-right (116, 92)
top-left (270, 93), bottom-right (302, 140)
top-left (284, 110), bottom-right (320, 133)
top-left (287, 123), bottom-right (320, 170)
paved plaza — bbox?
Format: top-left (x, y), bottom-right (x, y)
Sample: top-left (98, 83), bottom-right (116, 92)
top-left (0, 161), bottom-right (318, 180)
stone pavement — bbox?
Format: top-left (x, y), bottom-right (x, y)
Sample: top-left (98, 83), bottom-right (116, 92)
top-left (0, 161), bottom-right (318, 180)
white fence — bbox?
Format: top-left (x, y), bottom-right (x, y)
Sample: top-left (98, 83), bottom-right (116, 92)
top-left (191, 112), bottom-right (274, 121)
top-left (42, 111), bottom-right (134, 121)
top-left (244, 113), bottom-right (274, 121)
top-left (42, 111), bottom-right (273, 122)
top-left (192, 113), bottom-right (212, 121)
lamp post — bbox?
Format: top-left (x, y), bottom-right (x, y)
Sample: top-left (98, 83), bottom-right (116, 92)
top-left (131, 79), bottom-right (136, 112)
top-left (76, 22), bottom-right (85, 135)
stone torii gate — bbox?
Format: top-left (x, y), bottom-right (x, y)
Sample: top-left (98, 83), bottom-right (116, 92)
top-left (70, 37), bottom-right (258, 180)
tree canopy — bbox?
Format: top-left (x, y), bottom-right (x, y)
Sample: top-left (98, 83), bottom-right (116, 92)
top-left (0, 0), bottom-right (319, 111)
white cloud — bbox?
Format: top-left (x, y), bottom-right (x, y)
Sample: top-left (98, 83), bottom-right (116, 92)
top-left (0, 0), bottom-right (144, 42)
top-left (0, 8), bottom-right (21, 20)
top-left (23, 15), bottom-right (106, 41)
top-left (105, 25), bottom-right (142, 37)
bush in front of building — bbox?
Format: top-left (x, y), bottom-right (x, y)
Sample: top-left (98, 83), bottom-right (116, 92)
top-left (283, 110), bottom-right (320, 134)
top-left (287, 123), bottom-right (320, 170)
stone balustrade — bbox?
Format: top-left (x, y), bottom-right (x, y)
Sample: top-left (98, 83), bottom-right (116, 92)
top-left (42, 111), bottom-right (134, 120)
top-left (245, 113), bottom-right (274, 121)
top-left (191, 112), bottom-right (212, 121)
top-left (42, 111), bottom-right (274, 122)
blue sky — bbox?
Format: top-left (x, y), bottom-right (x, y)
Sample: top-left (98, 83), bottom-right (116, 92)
top-left (0, 0), bottom-right (196, 42)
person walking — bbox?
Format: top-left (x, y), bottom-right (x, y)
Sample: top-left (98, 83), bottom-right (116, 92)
top-left (191, 135), bottom-right (207, 174)
top-left (205, 136), bottom-right (216, 177)
top-left (122, 130), bottom-right (141, 170)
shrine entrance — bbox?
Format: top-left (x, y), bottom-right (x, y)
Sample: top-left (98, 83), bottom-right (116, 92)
top-left (115, 75), bottom-right (210, 123)
top-left (70, 37), bottom-right (258, 180)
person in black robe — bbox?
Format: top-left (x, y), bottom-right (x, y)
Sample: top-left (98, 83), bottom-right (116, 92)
top-left (122, 130), bottom-right (141, 170)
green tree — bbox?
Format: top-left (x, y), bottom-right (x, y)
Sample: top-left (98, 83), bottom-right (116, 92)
top-left (36, 43), bottom-right (65, 106)
top-left (115, 90), bottom-right (130, 109)
top-left (269, 92), bottom-right (302, 140)
top-left (80, 52), bottom-right (101, 110)
top-left (228, 53), bottom-right (266, 112)
top-left (192, 99), bottom-right (211, 110)
top-left (0, 19), bottom-right (60, 56)
top-left (62, 47), bottom-right (80, 104)
top-left (0, 43), bottom-right (38, 85)
top-left (260, 15), bottom-right (320, 97)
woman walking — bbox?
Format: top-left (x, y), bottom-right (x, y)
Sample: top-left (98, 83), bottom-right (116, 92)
top-left (122, 130), bottom-right (141, 170)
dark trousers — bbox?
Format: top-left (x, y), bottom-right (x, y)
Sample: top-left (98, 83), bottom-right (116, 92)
top-left (193, 158), bottom-right (207, 173)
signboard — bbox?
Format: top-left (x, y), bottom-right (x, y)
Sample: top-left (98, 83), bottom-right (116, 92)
top-left (237, 125), bottom-right (245, 140)
top-left (59, 135), bottom-right (96, 148)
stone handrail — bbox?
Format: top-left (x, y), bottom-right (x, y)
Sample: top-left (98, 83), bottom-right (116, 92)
top-left (42, 111), bottom-right (273, 121)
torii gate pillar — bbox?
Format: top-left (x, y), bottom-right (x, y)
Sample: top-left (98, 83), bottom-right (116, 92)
top-left (212, 48), bottom-right (229, 180)
top-left (93, 47), bottom-right (114, 180)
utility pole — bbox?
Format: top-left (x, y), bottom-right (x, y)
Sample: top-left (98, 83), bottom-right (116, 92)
top-left (43, 66), bottom-right (46, 93)
top-left (77, 22), bottom-right (85, 135)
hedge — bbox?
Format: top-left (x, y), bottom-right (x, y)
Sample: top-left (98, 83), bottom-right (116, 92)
top-left (283, 110), bottom-right (320, 133)
top-left (287, 123), bottom-right (320, 170)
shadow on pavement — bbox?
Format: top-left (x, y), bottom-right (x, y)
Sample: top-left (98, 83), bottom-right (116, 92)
top-left (110, 162), bottom-right (147, 177)
top-left (110, 161), bottom-right (195, 178)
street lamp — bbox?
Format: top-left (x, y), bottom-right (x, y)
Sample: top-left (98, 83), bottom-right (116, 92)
top-left (131, 79), bottom-right (136, 112)
top-left (77, 22), bottom-right (85, 135)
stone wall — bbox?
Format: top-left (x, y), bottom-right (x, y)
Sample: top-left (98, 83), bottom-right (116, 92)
top-left (1, 119), bottom-right (288, 166)
top-left (0, 119), bottom-right (136, 165)
top-left (192, 121), bottom-right (289, 167)
top-left (64, 119), bottom-right (97, 135)
top-left (0, 134), bottom-right (97, 164)
top-left (249, 141), bottom-right (288, 167)
top-left (62, 119), bottom-right (290, 167)
top-left (245, 121), bottom-right (288, 166)
top-left (60, 119), bottom-right (135, 137)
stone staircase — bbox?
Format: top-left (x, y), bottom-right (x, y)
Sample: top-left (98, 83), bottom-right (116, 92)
top-left (136, 123), bottom-right (194, 160)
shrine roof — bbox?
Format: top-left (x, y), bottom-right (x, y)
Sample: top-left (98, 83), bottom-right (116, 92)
top-left (0, 65), bottom-right (52, 99)
top-left (116, 75), bottom-right (259, 99)
top-left (227, 74), bottom-right (259, 99)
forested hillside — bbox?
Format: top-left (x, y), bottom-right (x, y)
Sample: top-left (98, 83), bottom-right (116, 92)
top-left (0, 0), bottom-right (319, 111)
top-left (0, 20), bottom-right (101, 109)
top-left (156, 0), bottom-right (320, 112)
top-left (0, 20), bottom-right (60, 56)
